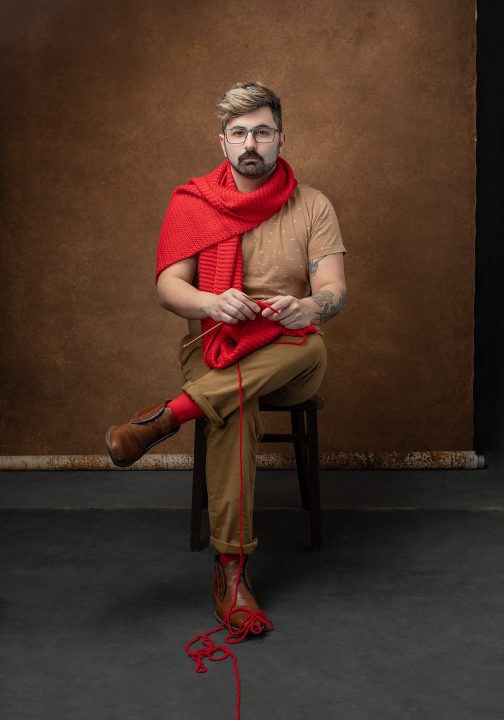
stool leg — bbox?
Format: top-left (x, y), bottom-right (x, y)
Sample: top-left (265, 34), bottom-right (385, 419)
top-left (306, 408), bottom-right (322, 551)
top-left (291, 410), bottom-right (311, 510)
top-left (191, 417), bottom-right (207, 551)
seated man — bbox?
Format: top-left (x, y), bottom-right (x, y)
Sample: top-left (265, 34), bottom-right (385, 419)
top-left (106, 81), bottom-right (347, 632)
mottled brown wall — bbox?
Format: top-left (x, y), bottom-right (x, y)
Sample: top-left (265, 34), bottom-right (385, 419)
top-left (0, 0), bottom-right (476, 455)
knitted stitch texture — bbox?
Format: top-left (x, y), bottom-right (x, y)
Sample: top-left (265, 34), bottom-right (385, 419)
top-left (204, 299), bottom-right (317, 369)
top-left (156, 157), bottom-right (297, 281)
top-left (156, 158), bottom-right (316, 366)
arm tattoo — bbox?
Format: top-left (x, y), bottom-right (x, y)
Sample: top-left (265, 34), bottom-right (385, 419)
top-left (312, 288), bottom-right (347, 324)
top-left (308, 255), bottom-right (327, 278)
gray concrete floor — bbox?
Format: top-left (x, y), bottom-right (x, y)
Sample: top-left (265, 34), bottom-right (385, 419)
top-left (1, 467), bottom-right (503, 719)
top-left (1, 466), bottom-right (504, 511)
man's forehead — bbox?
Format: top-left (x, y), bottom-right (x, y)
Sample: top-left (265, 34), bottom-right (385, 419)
top-left (226, 107), bottom-right (276, 128)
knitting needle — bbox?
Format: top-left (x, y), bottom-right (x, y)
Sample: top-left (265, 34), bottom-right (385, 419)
top-left (182, 322), bottom-right (223, 348)
top-left (182, 295), bottom-right (267, 349)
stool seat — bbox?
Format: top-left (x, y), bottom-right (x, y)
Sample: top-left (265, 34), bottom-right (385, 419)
top-left (191, 394), bottom-right (323, 552)
top-left (259, 396), bottom-right (323, 411)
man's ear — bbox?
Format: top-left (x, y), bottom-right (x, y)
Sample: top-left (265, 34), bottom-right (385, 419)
top-left (279, 131), bottom-right (285, 154)
top-left (219, 133), bottom-right (227, 158)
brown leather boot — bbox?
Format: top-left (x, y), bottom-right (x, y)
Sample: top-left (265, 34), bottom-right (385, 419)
top-left (105, 401), bottom-right (179, 468)
top-left (213, 554), bottom-right (263, 631)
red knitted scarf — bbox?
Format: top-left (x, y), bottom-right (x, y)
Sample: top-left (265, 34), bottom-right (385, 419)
top-left (156, 157), bottom-right (316, 367)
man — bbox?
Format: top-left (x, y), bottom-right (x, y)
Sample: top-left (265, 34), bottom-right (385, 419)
top-left (106, 82), bottom-right (347, 632)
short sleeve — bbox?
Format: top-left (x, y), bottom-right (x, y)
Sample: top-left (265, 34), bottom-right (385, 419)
top-left (308, 192), bottom-right (346, 260)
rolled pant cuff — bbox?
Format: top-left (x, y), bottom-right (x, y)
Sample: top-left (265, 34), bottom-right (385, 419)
top-left (210, 535), bottom-right (259, 555)
top-left (182, 380), bottom-right (224, 427)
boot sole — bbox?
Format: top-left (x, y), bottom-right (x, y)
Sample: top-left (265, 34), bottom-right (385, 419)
top-left (214, 611), bottom-right (240, 632)
top-left (105, 426), bottom-right (179, 468)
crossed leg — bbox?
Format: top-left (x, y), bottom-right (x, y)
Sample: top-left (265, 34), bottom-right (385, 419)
top-left (179, 332), bottom-right (327, 554)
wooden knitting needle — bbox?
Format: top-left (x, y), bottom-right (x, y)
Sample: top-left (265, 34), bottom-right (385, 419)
top-left (182, 294), bottom-right (266, 349)
top-left (183, 322), bottom-right (223, 348)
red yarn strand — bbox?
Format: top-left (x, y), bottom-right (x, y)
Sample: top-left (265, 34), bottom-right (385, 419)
top-left (185, 361), bottom-right (273, 720)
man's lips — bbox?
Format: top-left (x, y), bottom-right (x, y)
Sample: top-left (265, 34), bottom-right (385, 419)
top-left (240, 154), bottom-right (261, 162)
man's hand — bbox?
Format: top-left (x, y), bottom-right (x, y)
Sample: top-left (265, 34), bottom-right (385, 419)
top-left (261, 295), bottom-right (313, 329)
top-left (204, 289), bottom-right (260, 324)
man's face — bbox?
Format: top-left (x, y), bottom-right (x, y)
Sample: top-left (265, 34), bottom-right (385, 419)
top-left (219, 106), bottom-right (284, 179)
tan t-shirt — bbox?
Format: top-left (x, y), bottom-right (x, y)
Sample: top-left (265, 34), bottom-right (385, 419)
top-left (189, 183), bottom-right (345, 334)
top-left (241, 183), bottom-right (346, 299)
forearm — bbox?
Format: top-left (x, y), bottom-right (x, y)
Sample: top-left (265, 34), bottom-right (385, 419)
top-left (157, 276), bottom-right (213, 320)
top-left (158, 276), bottom-right (260, 324)
top-left (262, 281), bottom-right (347, 329)
top-left (300, 283), bottom-right (348, 325)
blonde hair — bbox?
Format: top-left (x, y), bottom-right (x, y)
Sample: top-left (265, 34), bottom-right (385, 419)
top-left (216, 82), bottom-right (283, 132)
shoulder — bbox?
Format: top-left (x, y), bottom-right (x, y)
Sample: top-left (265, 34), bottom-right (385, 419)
top-left (295, 183), bottom-right (324, 200)
top-left (294, 184), bottom-right (336, 212)
top-left (292, 184), bottom-right (339, 227)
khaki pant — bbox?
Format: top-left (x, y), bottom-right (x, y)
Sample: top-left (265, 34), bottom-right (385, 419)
top-left (178, 333), bottom-right (327, 555)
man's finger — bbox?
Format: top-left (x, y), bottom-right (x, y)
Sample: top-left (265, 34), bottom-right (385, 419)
top-left (230, 289), bottom-right (260, 314)
top-left (263, 295), bottom-right (283, 307)
top-left (223, 302), bottom-right (249, 321)
top-left (240, 294), bottom-right (261, 313)
top-left (227, 297), bottom-right (256, 320)
top-left (282, 318), bottom-right (299, 329)
top-left (278, 308), bottom-right (296, 322)
top-left (262, 296), bottom-right (287, 316)
top-left (220, 312), bottom-right (238, 324)
top-left (262, 307), bottom-right (281, 319)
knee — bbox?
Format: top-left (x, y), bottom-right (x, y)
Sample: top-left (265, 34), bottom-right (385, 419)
top-left (306, 333), bottom-right (327, 372)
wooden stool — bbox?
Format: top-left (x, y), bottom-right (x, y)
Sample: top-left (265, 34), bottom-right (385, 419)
top-left (190, 395), bottom-right (323, 552)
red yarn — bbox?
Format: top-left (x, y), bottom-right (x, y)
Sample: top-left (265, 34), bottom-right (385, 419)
top-left (185, 363), bottom-right (274, 720)
top-left (204, 300), bottom-right (317, 368)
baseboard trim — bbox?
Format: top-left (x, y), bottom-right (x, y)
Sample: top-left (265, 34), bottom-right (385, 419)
top-left (0, 451), bottom-right (484, 471)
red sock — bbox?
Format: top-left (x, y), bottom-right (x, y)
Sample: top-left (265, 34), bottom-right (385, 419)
top-left (219, 553), bottom-right (240, 565)
top-left (166, 393), bottom-right (204, 426)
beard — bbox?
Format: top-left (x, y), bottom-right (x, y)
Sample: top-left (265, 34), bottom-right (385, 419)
top-left (230, 149), bottom-right (278, 177)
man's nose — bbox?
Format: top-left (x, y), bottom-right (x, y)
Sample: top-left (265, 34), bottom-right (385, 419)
top-left (244, 130), bottom-right (258, 149)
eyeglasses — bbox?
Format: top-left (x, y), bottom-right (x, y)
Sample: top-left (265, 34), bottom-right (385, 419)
top-left (224, 125), bottom-right (280, 144)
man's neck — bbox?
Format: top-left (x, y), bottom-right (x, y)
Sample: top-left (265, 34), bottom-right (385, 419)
top-left (229, 164), bottom-right (276, 193)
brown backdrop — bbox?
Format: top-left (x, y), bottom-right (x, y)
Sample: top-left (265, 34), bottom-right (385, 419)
top-left (0, 0), bottom-right (476, 458)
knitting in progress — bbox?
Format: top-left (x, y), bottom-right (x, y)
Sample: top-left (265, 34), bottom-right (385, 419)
top-left (202, 298), bottom-right (317, 368)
